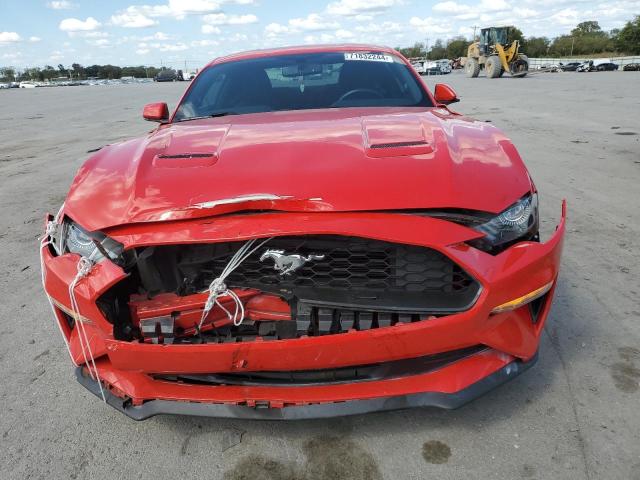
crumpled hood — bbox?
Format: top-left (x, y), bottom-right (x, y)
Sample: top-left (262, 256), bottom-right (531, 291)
top-left (64, 107), bottom-right (532, 232)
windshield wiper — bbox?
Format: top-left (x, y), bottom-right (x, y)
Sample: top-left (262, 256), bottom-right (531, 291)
top-left (174, 111), bottom-right (237, 123)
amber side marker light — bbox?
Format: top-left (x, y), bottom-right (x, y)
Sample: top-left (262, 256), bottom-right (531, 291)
top-left (490, 281), bottom-right (554, 315)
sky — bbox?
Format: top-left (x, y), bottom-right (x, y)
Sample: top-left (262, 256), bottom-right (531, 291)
top-left (1, 0), bottom-right (638, 69)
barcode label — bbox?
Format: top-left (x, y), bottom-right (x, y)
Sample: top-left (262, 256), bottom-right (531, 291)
top-left (344, 52), bottom-right (394, 63)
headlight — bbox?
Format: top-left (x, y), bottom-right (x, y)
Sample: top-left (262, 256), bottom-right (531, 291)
top-left (66, 222), bottom-right (96, 257)
top-left (52, 218), bottom-right (126, 265)
top-left (468, 194), bottom-right (539, 253)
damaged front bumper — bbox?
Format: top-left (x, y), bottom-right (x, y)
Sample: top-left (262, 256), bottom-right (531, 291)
top-left (41, 203), bottom-right (565, 420)
top-left (76, 351), bottom-right (538, 420)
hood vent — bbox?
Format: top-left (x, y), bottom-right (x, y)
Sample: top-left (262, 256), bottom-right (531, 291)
top-left (153, 152), bottom-right (218, 168)
top-left (369, 140), bottom-right (429, 149)
top-left (366, 140), bottom-right (432, 158)
top-left (157, 153), bottom-right (215, 159)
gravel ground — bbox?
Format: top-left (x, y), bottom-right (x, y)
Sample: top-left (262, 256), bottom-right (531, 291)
top-left (1, 70), bottom-right (639, 480)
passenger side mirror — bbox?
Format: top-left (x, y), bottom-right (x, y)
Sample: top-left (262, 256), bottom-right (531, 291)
top-left (143, 102), bottom-right (169, 122)
top-left (433, 84), bottom-right (459, 105)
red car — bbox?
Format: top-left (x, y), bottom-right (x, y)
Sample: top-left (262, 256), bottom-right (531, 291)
top-left (40, 45), bottom-right (565, 420)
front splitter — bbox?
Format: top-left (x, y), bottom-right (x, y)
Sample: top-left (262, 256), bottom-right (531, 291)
top-left (75, 351), bottom-right (538, 421)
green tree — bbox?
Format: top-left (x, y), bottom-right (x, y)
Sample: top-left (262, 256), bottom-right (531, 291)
top-left (522, 37), bottom-right (550, 57)
top-left (571, 21), bottom-right (605, 37)
top-left (508, 27), bottom-right (525, 44)
top-left (71, 63), bottom-right (84, 79)
top-left (428, 39), bottom-right (447, 59)
top-left (396, 42), bottom-right (426, 59)
top-left (446, 36), bottom-right (468, 58)
top-left (614, 15), bottom-right (640, 54)
top-left (0, 67), bottom-right (16, 82)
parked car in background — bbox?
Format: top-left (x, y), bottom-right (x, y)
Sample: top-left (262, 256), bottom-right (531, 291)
top-left (19, 81), bottom-right (38, 88)
top-left (540, 63), bottom-right (562, 72)
top-left (411, 62), bottom-right (425, 74)
top-left (154, 69), bottom-right (178, 82)
top-left (560, 62), bottom-right (581, 72)
top-left (623, 63), bottom-right (640, 71)
top-left (577, 61), bottom-right (594, 72)
top-left (596, 63), bottom-right (618, 71)
top-left (435, 59), bottom-right (452, 74)
top-left (423, 60), bottom-right (442, 75)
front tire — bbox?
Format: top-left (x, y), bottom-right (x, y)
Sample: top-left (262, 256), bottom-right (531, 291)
top-left (485, 56), bottom-right (502, 78)
top-left (510, 55), bottom-right (529, 77)
top-left (466, 58), bottom-right (480, 78)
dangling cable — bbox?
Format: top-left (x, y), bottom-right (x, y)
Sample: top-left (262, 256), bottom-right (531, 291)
top-left (68, 257), bottom-right (106, 402)
top-left (199, 237), bottom-right (272, 330)
top-left (40, 237), bottom-right (76, 364)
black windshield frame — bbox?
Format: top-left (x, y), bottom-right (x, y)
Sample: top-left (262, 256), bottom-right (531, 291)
top-left (173, 51), bottom-right (434, 122)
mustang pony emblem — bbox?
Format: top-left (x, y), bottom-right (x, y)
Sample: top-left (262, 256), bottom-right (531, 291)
top-left (260, 249), bottom-right (325, 276)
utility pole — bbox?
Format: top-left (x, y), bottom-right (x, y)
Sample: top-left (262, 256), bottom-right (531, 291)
top-left (471, 25), bottom-right (479, 41)
top-left (570, 37), bottom-right (575, 56)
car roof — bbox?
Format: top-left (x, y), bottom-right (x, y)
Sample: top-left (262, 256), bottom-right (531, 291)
top-left (206, 44), bottom-right (400, 67)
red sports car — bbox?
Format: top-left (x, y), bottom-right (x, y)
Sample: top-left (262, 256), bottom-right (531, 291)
top-left (40, 45), bottom-right (565, 420)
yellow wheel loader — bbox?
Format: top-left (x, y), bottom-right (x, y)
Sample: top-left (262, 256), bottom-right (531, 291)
top-left (466, 26), bottom-right (528, 78)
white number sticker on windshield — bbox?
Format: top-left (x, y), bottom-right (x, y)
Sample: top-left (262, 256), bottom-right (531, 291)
top-left (344, 53), bottom-right (394, 63)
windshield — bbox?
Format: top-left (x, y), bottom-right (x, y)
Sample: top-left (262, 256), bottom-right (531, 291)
top-left (173, 51), bottom-right (433, 121)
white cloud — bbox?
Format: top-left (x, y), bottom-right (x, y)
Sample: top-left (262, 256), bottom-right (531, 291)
top-left (355, 21), bottom-right (403, 33)
top-left (47, 1), bottom-right (76, 9)
top-left (549, 7), bottom-right (581, 25)
top-left (289, 13), bottom-right (339, 31)
top-left (479, 0), bottom-right (511, 12)
top-left (59, 17), bottom-right (101, 32)
top-left (117, 0), bottom-right (230, 21)
top-left (513, 7), bottom-right (539, 18)
top-left (303, 33), bottom-right (338, 43)
top-left (87, 38), bottom-right (111, 48)
top-left (334, 29), bottom-right (355, 39)
top-left (433, 1), bottom-right (469, 14)
top-left (201, 25), bottom-right (222, 34)
top-left (228, 33), bottom-right (249, 42)
top-left (73, 30), bottom-right (109, 38)
top-left (265, 23), bottom-right (291, 37)
top-left (144, 32), bottom-right (172, 40)
top-left (409, 16), bottom-right (452, 34)
top-left (202, 13), bottom-right (258, 25)
top-left (326, 0), bottom-right (402, 16)
top-left (29, 36), bottom-right (42, 42)
top-left (0, 32), bottom-right (22, 43)
top-left (137, 41), bottom-right (190, 52)
top-left (111, 11), bottom-right (158, 28)
top-left (50, 50), bottom-right (65, 61)
top-left (191, 39), bottom-right (219, 47)
top-left (157, 42), bottom-right (189, 51)
top-left (264, 13), bottom-right (340, 38)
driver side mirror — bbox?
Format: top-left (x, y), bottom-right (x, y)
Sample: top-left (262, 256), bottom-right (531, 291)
top-left (433, 84), bottom-right (459, 105)
top-left (143, 102), bottom-right (169, 122)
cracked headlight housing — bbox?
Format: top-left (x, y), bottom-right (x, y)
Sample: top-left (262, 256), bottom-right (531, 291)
top-left (468, 193), bottom-right (539, 254)
top-left (51, 218), bottom-right (126, 265)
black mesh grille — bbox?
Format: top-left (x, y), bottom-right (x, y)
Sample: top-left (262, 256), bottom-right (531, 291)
top-left (177, 236), bottom-right (479, 313)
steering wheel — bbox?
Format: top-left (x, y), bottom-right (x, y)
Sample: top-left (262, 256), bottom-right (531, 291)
top-left (334, 88), bottom-right (383, 104)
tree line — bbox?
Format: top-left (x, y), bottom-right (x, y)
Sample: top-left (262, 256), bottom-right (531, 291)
top-left (0, 64), bottom-right (170, 82)
top-left (397, 16), bottom-right (640, 59)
